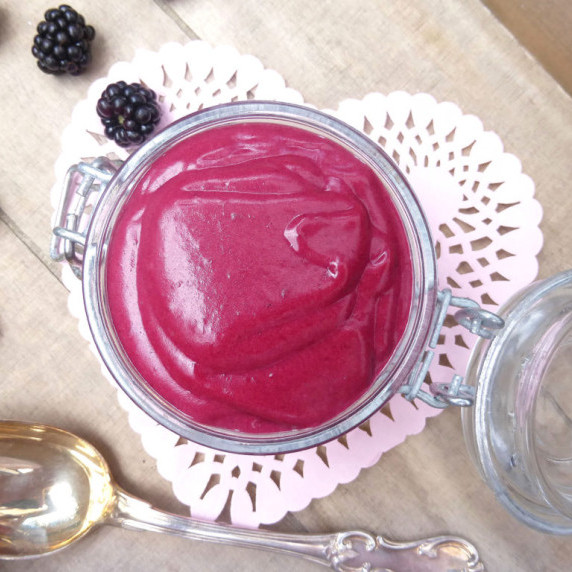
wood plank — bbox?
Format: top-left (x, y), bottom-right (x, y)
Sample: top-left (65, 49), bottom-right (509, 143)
top-left (483, 0), bottom-right (572, 96)
top-left (0, 0), bottom-right (188, 262)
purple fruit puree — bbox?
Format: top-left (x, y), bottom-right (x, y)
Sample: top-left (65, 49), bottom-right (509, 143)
top-left (106, 122), bottom-right (413, 433)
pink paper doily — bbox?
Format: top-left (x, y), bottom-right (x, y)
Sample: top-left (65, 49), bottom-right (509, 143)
top-left (51, 41), bottom-right (543, 527)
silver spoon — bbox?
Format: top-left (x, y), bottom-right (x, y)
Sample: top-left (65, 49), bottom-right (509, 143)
top-left (0, 420), bottom-right (484, 570)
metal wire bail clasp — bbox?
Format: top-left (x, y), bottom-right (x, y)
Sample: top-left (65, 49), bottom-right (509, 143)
top-left (51, 157), bottom-right (117, 279)
top-left (398, 288), bottom-right (505, 409)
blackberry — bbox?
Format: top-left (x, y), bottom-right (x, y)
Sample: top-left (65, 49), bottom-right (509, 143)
top-left (32, 5), bottom-right (95, 75)
top-left (96, 82), bottom-right (161, 148)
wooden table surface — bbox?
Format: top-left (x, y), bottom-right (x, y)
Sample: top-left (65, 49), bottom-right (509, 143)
top-left (1, 1), bottom-right (571, 570)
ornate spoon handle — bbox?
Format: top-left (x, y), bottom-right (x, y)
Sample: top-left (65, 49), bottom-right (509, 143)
top-left (111, 488), bottom-right (484, 571)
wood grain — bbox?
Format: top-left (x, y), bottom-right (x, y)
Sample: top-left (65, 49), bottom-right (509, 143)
top-left (483, 0), bottom-right (572, 96)
top-left (1, 1), bottom-right (571, 570)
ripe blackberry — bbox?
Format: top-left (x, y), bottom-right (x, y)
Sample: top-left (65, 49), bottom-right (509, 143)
top-left (96, 82), bottom-right (161, 148)
top-left (32, 5), bottom-right (95, 75)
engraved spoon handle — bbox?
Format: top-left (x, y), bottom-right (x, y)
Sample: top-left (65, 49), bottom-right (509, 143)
top-left (111, 488), bottom-right (484, 571)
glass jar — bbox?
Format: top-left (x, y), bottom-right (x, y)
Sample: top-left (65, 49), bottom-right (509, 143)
top-left (52, 101), bottom-right (489, 454)
top-left (462, 269), bottom-right (572, 534)
top-left (53, 100), bottom-right (572, 533)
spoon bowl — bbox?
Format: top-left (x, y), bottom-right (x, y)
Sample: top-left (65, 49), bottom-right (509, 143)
top-left (0, 420), bottom-right (484, 570)
top-left (0, 421), bottom-right (114, 558)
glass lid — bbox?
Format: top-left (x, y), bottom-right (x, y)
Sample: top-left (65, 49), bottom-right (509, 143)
top-left (462, 269), bottom-right (572, 534)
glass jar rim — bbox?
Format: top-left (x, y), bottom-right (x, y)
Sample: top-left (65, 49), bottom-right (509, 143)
top-left (81, 101), bottom-right (438, 454)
